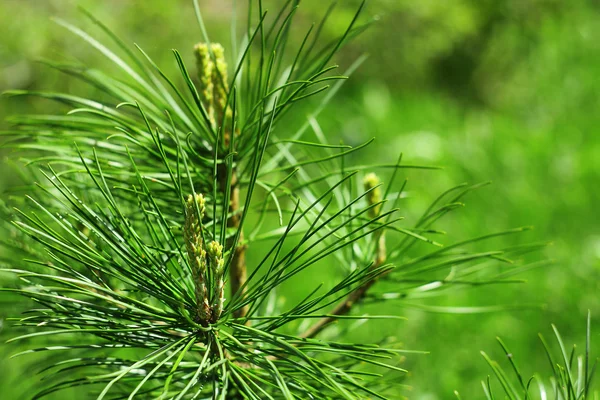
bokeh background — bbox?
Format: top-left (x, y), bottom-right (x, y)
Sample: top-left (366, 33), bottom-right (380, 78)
top-left (1, 0), bottom-right (599, 398)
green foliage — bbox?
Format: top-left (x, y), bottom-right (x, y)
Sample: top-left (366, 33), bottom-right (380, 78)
top-left (475, 313), bottom-right (598, 399)
top-left (0, 1), bottom-right (552, 399)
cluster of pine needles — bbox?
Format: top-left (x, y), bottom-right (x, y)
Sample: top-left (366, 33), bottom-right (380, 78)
top-left (0, 1), bottom-right (594, 399)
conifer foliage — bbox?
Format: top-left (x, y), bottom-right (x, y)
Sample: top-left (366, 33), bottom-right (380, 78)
top-left (1, 1), bottom-right (543, 398)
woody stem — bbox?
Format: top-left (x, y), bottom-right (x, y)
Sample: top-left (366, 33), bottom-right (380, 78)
top-left (222, 166), bottom-right (249, 322)
top-left (300, 230), bottom-right (386, 339)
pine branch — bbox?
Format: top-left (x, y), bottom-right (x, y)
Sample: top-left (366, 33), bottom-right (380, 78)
top-left (196, 39), bottom-right (249, 322)
top-left (300, 230), bottom-right (386, 339)
top-left (0, 1), bottom-right (545, 397)
top-left (301, 173), bottom-right (388, 339)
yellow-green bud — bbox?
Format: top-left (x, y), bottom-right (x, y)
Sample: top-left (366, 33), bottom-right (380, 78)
top-left (207, 240), bottom-right (225, 321)
top-left (184, 193), bottom-right (210, 322)
top-left (215, 257), bottom-right (224, 272)
top-left (211, 44), bottom-right (229, 124)
top-left (207, 240), bottom-right (223, 259)
top-left (186, 193), bottom-right (206, 216)
top-left (363, 173), bottom-right (382, 218)
top-left (194, 42), bottom-right (230, 128)
top-left (194, 43), bottom-right (214, 115)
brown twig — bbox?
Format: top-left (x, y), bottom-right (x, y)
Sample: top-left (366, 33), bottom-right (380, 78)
top-left (300, 232), bottom-right (387, 339)
top-left (224, 168), bottom-right (249, 322)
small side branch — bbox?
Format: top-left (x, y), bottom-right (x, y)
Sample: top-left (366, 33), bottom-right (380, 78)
top-left (301, 173), bottom-right (388, 339)
top-left (300, 232), bottom-right (386, 339)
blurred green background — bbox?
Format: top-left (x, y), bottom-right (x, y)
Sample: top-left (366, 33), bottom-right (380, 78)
top-left (1, 0), bottom-right (599, 398)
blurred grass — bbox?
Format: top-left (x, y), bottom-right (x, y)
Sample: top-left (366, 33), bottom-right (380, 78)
top-left (1, 0), bottom-right (599, 398)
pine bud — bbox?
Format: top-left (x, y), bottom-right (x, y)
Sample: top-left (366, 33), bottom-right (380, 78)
top-left (207, 240), bottom-right (223, 259)
top-left (184, 193), bottom-right (211, 322)
top-left (207, 240), bottom-right (225, 321)
top-left (210, 44), bottom-right (230, 125)
top-left (363, 173), bottom-right (382, 218)
top-left (194, 43), bottom-right (230, 127)
top-left (194, 43), bottom-right (215, 119)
